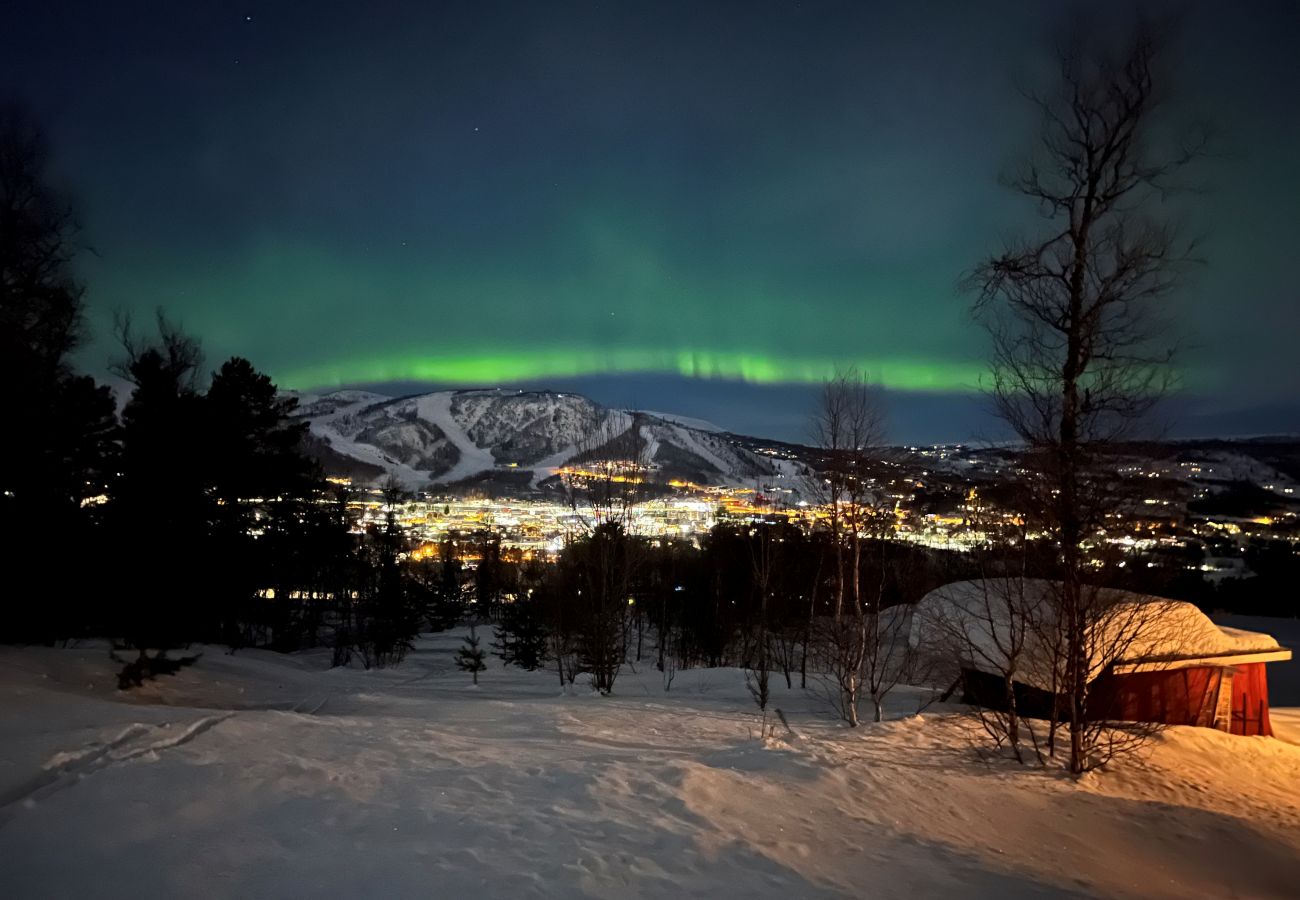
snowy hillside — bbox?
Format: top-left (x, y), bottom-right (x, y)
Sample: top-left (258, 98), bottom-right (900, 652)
top-left (292, 388), bottom-right (800, 492)
top-left (2, 635), bottom-right (1298, 898)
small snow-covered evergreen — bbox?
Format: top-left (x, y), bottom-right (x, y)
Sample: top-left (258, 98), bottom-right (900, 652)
top-left (456, 624), bottom-right (487, 685)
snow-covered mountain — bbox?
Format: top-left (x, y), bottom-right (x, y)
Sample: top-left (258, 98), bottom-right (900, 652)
top-left (291, 388), bottom-right (807, 493)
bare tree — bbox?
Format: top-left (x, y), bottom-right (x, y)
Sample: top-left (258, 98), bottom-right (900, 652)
top-left (859, 529), bottom-right (919, 724)
top-left (921, 578), bottom-right (1046, 764)
top-left (770, 617), bottom-right (802, 691)
top-left (917, 575), bottom-right (1179, 770)
top-left (812, 369), bottom-right (889, 726)
top-left (560, 413), bottom-right (647, 532)
top-left (745, 520), bottom-right (779, 720)
top-left (810, 371), bottom-right (854, 620)
top-left (111, 309), bottom-right (204, 391)
top-left (1069, 583), bottom-right (1181, 769)
top-left (0, 102), bottom-right (84, 388)
top-left (965, 20), bottom-right (1205, 773)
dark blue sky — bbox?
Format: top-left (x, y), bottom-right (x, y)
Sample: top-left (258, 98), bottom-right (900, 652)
top-left (4, 1), bottom-right (1298, 442)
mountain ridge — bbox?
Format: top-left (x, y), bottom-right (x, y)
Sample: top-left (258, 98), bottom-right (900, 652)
top-left (291, 387), bottom-right (807, 494)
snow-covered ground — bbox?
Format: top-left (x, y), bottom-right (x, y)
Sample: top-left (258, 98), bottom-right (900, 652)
top-left (2, 633), bottom-right (1298, 899)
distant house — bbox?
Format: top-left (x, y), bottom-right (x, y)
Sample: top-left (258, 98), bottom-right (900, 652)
top-left (912, 579), bottom-right (1291, 737)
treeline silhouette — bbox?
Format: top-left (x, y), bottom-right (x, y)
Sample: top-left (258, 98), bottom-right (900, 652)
top-left (0, 102), bottom-right (422, 675)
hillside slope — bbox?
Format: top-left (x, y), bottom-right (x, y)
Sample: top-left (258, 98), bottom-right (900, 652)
top-left (293, 388), bottom-right (805, 493)
top-left (2, 636), bottom-right (1297, 898)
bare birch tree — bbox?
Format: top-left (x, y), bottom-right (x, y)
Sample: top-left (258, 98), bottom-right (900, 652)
top-left (859, 527), bottom-right (919, 723)
top-left (812, 368), bottom-right (889, 726)
top-left (965, 20), bottom-right (1206, 773)
top-left (745, 519), bottom-right (778, 721)
top-left (920, 578), bottom-right (1045, 764)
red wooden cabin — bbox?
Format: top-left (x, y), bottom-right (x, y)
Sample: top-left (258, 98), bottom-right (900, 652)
top-left (915, 580), bottom-right (1292, 737)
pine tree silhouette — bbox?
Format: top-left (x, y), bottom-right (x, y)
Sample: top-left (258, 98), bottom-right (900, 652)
top-left (456, 624), bottom-right (487, 685)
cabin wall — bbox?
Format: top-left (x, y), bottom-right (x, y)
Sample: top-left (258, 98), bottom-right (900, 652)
top-left (1230, 662), bottom-right (1273, 737)
top-left (1091, 667), bottom-right (1222, 728)
top-left (961, 663), bottom-right (1276, 737)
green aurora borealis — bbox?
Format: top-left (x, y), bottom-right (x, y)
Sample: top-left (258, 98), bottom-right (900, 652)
top-left (103, 225), bottom-right (991, 395)
top-left (283, 350), bottom-right (984, 392)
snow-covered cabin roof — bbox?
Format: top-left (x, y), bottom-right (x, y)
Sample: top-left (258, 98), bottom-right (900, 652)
top-left (910, 579), bottom-right (1290, 691)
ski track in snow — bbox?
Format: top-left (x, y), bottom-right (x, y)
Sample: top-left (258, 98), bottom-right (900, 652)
top-left (530, 444), bottom-right (578, 487)
top-left (639, 423), bottom-right (661, 467)
top-left (667, 423), bottom-right (735, 476)
top-left (0, 713), bottom-right (234, 828)
top-left (311, 395), bottom-right (430, 487)
top-left (640, 411), bottom-right (724, 433)
top-left (416, 393), bottom-right (496, 484)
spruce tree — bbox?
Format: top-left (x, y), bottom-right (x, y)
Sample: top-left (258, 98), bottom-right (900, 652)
top-left (473, 530), bottom-right (505, 616)
top-left (112, 316), bottom-right (210, 658)
top-left (430, 539), bottom-right (466, 630)
top-left (456, 624), bottom-right (487, 685)
top-left (358, 480), bottom-right (420, 667)
top-left (493, 592), bottom-right (548, 671)
top-left (205, 356), bottom-right (318, 647)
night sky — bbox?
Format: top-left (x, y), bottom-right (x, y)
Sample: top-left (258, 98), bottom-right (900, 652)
top-left (5, 1), bottom-right (1298, 442)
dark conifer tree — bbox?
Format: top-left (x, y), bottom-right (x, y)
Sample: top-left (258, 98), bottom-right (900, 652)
top-left (567, 521), bottom-right (635, 694)
top-left (411, 537), bottom-right (466, 632)
top-left (493, 592), bottom-right (549, 671)
top-left (436, 540), bottom-right (468, 627)
top-left (205, 356), bottom-right (318, 646)
top-left (206, 356), bottom-right (313, 503)
top-left (0, 104), bottom-right (119, 641)
top-left (111, 316), bottom-right (210, 663)
top-left (339, 480), bottom-right (421, 668)
top-left (473, 529), bottom-right (506, 618)
top-left (456, 623), bottom-right (487, 685)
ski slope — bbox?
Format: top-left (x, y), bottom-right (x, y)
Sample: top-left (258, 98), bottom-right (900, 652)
top-left (414, 392), bottom-right (497, 484)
